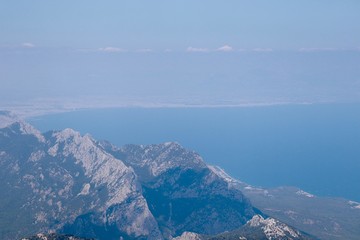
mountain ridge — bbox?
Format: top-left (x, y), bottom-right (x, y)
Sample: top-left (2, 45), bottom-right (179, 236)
top-left (0, 112), bottom-right (317, 239)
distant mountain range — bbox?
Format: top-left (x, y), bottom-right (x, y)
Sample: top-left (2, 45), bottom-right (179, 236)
top-left (1, 111), bottom-right (359, 239)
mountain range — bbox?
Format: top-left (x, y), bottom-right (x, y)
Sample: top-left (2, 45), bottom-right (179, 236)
top-left (1, 111), bottom-right (359, 239)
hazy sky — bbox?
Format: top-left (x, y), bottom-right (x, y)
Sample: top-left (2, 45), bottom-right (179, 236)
top-left (1, 1), bottom-right (360, 110)
top-left (2, 0), bottom-right (360, 49)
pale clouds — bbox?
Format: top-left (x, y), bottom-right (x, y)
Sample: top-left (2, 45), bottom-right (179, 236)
top-left (185, 45), bottom-right (275, 53)
top-left (80, 47), bottom-right (152, 53)
top-left (217, 45), bottom-right (233, 52)
top-left (98, 47), bottom-right (127, 53)
top-left (22, 42), bottom-right (35, 48)
top-left (186, 47), bottom-right (209, 52)
top-left (186, 45), bottom-right (234, 52)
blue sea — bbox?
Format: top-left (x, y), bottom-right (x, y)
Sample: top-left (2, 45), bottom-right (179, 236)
top-left (28, 104), bottom-right (360, 201)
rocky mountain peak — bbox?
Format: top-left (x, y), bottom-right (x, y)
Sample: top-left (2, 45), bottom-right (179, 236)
top-left (0, 117), bottom-right (163, 240)
top-left (104, 141), bottom-right (208, 181)
top-left (247, 215), bottom-right (301, 239)
top-left (172, 232), bottom-right (203, 240)
top-left (47, 128), bottom-right (144, 209)
top-left (0, 111), bottom-right (45, 142)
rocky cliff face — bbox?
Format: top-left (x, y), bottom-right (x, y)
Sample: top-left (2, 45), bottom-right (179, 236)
top-left (101, 141), bottom-right (256, 238)
top-left (0, 112), bottom-right (161, 240)
top-left (0, 112), bottom-right (313, 240)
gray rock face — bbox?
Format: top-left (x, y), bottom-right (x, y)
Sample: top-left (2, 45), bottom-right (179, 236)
top-left (246, 215), bottom-right (304, 239)
top-left (206, 214), bottom-right (314, 240)
top-left (101, 142), bottom-right (256, 238)
top-left (0, 112), bottom-right (314, 240)
top-left (0, 115), bottom-right (162, 240)
top-left (172, 232), bottom-right (203, 240)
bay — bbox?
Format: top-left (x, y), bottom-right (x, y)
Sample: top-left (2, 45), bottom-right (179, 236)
top-left (28, 103), bottom-right (360, 201)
